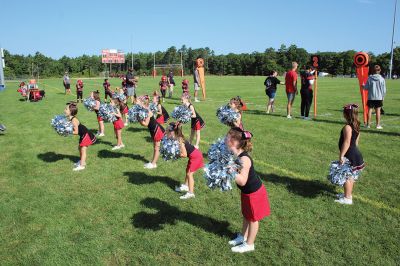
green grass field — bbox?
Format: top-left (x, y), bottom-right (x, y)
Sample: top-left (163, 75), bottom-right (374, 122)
top-left (0, 76), bottom-right (399, 265)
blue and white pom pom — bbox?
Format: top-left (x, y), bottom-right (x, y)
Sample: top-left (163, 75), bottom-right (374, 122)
top-left (204, 137), bottom-right (242, 191)
top-left (159, 136), bottom-right (181, 161)
top-left (171, 105), bottom-right (192, 124)
top-left (98, 103), bottom-right (117, 122)
top-left (128, 104), bottom-right (149, 123)
top-left (112, 92), bottom-right (126, 102)
top-left (149, 103), bottom-right (158, 116)
top-left (83, 97), bottom-right (97, 111)
top-left (51, 114), bottom-right (73, 137)
top-left (328, 159), bottom-right (361, 186)
top-left (216, 105), bottom-right (239, 125)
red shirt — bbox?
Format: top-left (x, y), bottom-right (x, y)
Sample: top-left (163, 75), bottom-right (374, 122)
top-left (285, 70), bottom-right (298, 93)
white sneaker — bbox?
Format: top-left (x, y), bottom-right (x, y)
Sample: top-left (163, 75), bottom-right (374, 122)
top-left (74, 161), bottom-right (81, 167)
top-left (336, 193), bottom-right (352, 199)
top-left (144, 163), bottom-right (157, 169)
top-left (175, 184), bottom-right (189, 192)
top-left (287, 115), bottom-right (292, 119)
top-left (124, 123), bottom-right (128, 126)
top-left (112, 145), bottom-right (122, 150)
top-left (228, 234), bottom-right (246, 246)
top-left (97, 133), bottom-right (105, 137)
top-left (231, 242), bottom-right (255, 253)
top-left (195, 98), bottom-right (200, 103)
top-left (120, 143), bottom-right (125, 148)
top-left (73, 165), bottom-right (85, 171)
top-left (376, 125), bottom-right (383, 130)
top-left (180, 192), bottom-right (195, 200)
top-left (304, 117), bottom-right (312, 121)
top-left (334, 197), bottom-right (353, 205)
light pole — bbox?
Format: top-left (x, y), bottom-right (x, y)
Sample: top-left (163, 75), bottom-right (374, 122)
top-left (389, 0), bottom-right (398, 79)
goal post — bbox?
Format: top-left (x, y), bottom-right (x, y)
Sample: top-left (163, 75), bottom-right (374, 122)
top-left (152, 52), bottom-right (184, 78)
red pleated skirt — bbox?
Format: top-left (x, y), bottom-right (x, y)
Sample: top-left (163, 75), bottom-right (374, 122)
top-left (186, 149), bottom-right (204, 173)
top-left (241, 184), bottom-right (270, 222)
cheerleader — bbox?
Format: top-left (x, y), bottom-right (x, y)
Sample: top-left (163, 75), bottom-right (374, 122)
top-left (137, 95), bottom-right (165, 169)
top-left (167, 70), bottom-right (175, 98)
top-left (91, 91), bottom-right (105, 137)
top-left (182, 79), bottom-right (189, 94)
top-left (332, 104), bottom-right (365, 205)
top-left (153, 91), bottom-right (170, 125)
top-left (159, 76), bottom-right (168, 102)
top-left (110, 96), bottom-right (125, 150)
top-left (229, 96), bottom-right (244, 129)
top-left (167, 122), bottom-right (204, 200)
top-left (118, 91), bottom-right (129, 126)
top-left (64, 102), bottom-right (96, 171)
top-left (76, 80), bottom-right (84, 103)
top-left (181, 93), bottom-right (204, 149)
top-left (226, 127), bottom-right (270, 253)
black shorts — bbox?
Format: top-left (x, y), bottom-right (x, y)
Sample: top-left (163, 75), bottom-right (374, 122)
top-left (64, 83), bottom-right (71, 90)
top-left (367, 100), bottom-right (383, 108)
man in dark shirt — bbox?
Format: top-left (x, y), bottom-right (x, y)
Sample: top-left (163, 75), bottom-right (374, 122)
top-left (125, 68), bottom-right (136, 104)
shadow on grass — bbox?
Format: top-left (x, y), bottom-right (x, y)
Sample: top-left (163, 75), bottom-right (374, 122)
top-left (313, 118), bottom-right (343, 125)
top-left (37, 152), bottom-right (79, 163)
top-left (124, 171), bottom-right (179, 190)
top-left (95, 138), bottom-right (113, 146)
top-left (144, 136), bottom-right (153, 143)
top-left (361, 129), bottom-right (400, 137)
top-left (127, 127), bottom-right (148, 133)
top-left (98, 150), bottom-right (147, 162)
top-left (245, 109), bottom-right (287, 118)
top-left (131, 197), bottom-right (233, 237)
top-left (258, 171), bottom-right (336, 198)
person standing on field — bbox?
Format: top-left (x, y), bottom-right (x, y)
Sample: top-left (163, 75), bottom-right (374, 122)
top-left (285, 62), bottom-right (298, 119)
top-left (63, 72), bottom-right (71, 95)
top-left (363, 65), bottom-right (386, 129)
top-left (126, 68), bottom-right (136, 104)
top-left (193, 67), bottom-right (201, 103)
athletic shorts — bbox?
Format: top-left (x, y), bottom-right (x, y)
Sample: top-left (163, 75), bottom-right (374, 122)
top-left (194, 83), bottom-right (200, 91)
top-left (127, 86), bottom-right (135, 96)
top-left (287, 92), bottom-right (296, 102)
top-left (367, 100), bottom-right (383, 108)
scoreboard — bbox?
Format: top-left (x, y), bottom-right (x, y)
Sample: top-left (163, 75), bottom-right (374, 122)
top-left (101, 49), bottom-right (125, 64)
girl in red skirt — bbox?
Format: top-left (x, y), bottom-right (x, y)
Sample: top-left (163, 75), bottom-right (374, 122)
top-left (181, 93), bottom-right (204, 149)
top-left (137, 95), bottom-right (165, 169)
top-left (91, 91), bottom-right (105, 137)
top-left (229, 96), bottom-right (244, 130)
top-left (110, 97), bottom-right (125, 150)
top-left (167, 122), bottom-right (204, 200)
top-left (153, 91), bottom-right (170, 125)
top-left (64, 102), bottom-right (96, 171)
top-left (226, 127), bottom-right (270, 253)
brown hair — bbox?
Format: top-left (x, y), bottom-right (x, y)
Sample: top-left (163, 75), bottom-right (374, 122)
top-left (227, 128), bottom-right (253, 152)
top-left (92, 90), bottom-right (100, 101)
top-left (153, 91), bottom-right (161, 104)
top-left (374, 65), bottom-right (381, 74)
top-left (230, 96), bottom-right (243, 113)
top-left (343, 104), bottom-right (360, 133)
top-left (66, 102), bottom-right (78, 116)
top-left (168, 122), bottom-right (185, 142)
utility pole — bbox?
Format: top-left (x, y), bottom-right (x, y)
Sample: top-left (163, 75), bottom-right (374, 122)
top-left (389, 0), bottom-right (398, 79)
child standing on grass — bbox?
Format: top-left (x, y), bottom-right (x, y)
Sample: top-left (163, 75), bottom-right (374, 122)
top-left (159, 76), bottom-right (168, 102)
top-left (226, 127), bottom-right (270, 253)
top-left (229, 96), bottom-right (244, 129)
top-left (182, 79), bottom-right (189, 94)
top-left (137, 95), bottom-right (165, 169)
top-left (181, 93), bottom-right (204, 149)
top-left (153, 91), bottom-right (169, 125)
top-left (167, 122), bottom-right (204, 200)
top-left (76, 79), bottom-right (84, 103)
top-left (264, 70), bottom-right (284, 114)
top-left (103, 78), bottom-right (112, 103)
top-left (91, 91), bottom-right (105, 137)
top-left (333, 104), bottom-right (365, 205)
top-left (65, 102), bottom-right (97, 171)
top-left (110, 97), bottom-right (125, 150)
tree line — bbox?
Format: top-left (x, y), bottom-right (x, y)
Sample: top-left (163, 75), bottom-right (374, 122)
top-left (3, 44), bottom-right (399, 79)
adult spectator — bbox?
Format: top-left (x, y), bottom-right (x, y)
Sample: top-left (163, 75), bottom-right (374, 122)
top-left (193, 67), bottom-right (201, 102)
top-left (126, 68), bottom-right (136, 104)
top-left (63, 72), bottom-right (71, 95)
top-left (285, 62), bottom-right (298, 119)
top-left (300, 66), bottom-right (315, 120)
top-left (363, 65), bottom-right (386, 129)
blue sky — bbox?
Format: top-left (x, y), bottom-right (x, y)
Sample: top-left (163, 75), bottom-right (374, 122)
top-left (1, 0), bottom-right (398, 58)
